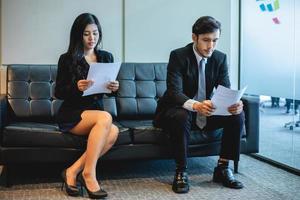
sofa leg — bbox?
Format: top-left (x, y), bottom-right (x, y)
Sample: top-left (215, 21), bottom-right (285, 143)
top-left (234, 160), bottom-right (238, 173)
top-left (1, 165), bottom-right (12, 187)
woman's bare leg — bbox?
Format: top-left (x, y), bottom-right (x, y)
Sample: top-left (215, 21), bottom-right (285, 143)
top-left (64, 110), bottom-right (119, 191)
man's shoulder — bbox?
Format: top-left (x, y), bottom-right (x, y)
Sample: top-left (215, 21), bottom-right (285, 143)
top-left (210, 49), bottom-right (226, 60)
top-left (171, 43), bottom-right (193, 57)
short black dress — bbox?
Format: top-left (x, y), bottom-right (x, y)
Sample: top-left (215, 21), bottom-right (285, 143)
top-left (55, 50), bottom-right (114, 132)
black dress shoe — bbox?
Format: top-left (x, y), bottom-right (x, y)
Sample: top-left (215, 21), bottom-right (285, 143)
top-left (172, 171), bottom-right (189, 193)
top-left (213, 166), bottom-right (244, 189)
top-left (61, 169), bottom-right (80, 196)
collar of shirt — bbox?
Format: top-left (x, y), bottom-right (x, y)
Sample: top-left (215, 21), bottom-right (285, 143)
top-left (193, 43), bottom-right (207, 65)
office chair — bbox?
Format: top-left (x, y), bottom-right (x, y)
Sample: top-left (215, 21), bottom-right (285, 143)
top-left (284, 99), bottom-right (300, 130)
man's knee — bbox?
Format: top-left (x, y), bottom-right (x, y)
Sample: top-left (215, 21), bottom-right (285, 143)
top-left (157, 108), bottom-right (192, 133)
top-left (172, 108), bottom-right (191, 124)
top-left (229, 111), bottom-right (245, 125)
top-left (164, 108), bottom-right (192, 136)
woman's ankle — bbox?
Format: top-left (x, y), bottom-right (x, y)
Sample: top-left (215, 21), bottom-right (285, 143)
top-left (82, 171), bottom-right (100, 191)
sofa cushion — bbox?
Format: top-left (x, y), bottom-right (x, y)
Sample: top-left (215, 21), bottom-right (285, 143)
top-left (118, 120), bottom-right (167, 144)
top-left (2, 122), bottom-right (85, 148)
top-left (2, 122), bottom-right (131, 148)
top-left (118, 120), bottom-right (223, 145)
top-left (113, 122), bottom-right (132, 145)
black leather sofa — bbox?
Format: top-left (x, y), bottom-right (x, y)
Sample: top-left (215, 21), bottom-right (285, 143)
top-left (0, 63), bottom-right (259, 186)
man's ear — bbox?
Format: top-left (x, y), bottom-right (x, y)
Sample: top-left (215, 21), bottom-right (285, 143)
top-left (192, 33), bottom-right (197, 42)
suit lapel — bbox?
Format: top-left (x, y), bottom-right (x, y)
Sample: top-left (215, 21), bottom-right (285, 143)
top-left (187, 43), bottom-right (198, 82)
top-left (184, 43), bottom-right (199, 98)
top-left (205, 57), bottom-right (214, 96)
top-left (187, 43), bottom-right (214, 98)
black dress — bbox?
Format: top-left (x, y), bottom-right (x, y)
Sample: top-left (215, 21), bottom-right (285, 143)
top-left (55, 50), bottom-right (114, 132)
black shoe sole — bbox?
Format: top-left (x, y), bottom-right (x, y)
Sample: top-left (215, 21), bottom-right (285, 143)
top-left (213, 175), bottom-right (243, 189)
top-left (172, 186), bottom-right (189, 194)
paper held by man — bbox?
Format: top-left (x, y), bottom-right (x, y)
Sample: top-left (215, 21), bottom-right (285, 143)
top-left (83, 62), bottom-right (121, 96)
top-left (211, 85), bottom-right (248, 116)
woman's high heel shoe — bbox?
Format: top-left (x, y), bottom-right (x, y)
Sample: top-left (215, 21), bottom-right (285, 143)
top-left (78, 173), bottom-right (108, 199)
top-left (61, 169), bottom-right (80, 197)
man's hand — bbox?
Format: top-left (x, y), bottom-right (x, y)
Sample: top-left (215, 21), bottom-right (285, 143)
top-left (77, 79), bottom-right (94, 91)
top-left (228, 100), bottom-right (243, 115)
top-left (193, 100), bottom-right (215, 116)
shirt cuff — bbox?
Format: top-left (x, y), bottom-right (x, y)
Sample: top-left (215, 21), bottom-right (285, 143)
top-left (183, 99), bottom-right (198, 112)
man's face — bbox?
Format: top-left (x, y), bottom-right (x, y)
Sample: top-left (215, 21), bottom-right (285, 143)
top-left (192, 30), bottom-right (220, 58)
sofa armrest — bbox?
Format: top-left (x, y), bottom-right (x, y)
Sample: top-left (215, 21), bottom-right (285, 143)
top-left (241, 95), bottom-right (260, 153)
top-left (0, 94), bottom-right (8, 133)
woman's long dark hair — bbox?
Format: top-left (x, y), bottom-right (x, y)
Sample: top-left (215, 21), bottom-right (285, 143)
top-left (67, 13), bottom-right (102, 65)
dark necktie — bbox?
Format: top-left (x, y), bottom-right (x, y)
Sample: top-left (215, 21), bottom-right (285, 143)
top-left (196, 58), bottom-right (206, 128)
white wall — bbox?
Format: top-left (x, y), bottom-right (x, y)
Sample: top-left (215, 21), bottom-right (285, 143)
top-left (125, 0), bottom-right (231, 62)
top-left (0, 0), bottom-right (5, 94)
top-left (0, 0), bottom-right (240, 92)
top-left (0, 0), bottom-right (1, 64)
top-left (124, 0), bottom-right (239, 88)
top-left (1, 0), bottom-right (123, 64)
top-left (229, 0), bottom-right (240, 89)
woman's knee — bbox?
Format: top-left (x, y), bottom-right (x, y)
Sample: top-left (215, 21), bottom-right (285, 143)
top-left (95, 111), bottom-right (113, 128)
top-left (109, 124), bottom-right (119, 144)
top-left (111, 124), bottom-right (119, 135)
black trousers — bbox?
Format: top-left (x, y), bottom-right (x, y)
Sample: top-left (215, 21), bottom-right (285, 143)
top-left (160, 107), bottom-right (245, 169)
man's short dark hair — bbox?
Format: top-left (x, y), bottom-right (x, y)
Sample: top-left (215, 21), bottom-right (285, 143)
top-left (192, 16), bottom-right (221, 35)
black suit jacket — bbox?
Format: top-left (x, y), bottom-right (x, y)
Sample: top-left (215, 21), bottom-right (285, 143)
top-left (154, 43), bottom-right (230, 127)
top-left (55, 49), bottom-right (114, 124)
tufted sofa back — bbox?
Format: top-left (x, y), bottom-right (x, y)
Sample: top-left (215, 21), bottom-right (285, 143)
top-left (7, 65), bottom-right (60, 122)
top-left (6, 63), bottom-right (167, 122)
top-left (116, 63), bottom-right (166, 119)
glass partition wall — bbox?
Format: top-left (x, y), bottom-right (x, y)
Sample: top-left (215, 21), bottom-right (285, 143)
top-left (240, 0), bottom-right (299, 170)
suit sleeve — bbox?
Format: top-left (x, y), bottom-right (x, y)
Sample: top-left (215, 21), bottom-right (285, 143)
top-left (165, 51), bottom-right (190, 106)
top-left (54, 55), bottom-right (83, 100)
top-left (216, 54), bottom-right (231, 88)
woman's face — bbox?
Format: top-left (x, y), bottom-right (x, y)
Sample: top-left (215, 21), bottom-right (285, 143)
top-left (82, 24), bottom-right (99, 51)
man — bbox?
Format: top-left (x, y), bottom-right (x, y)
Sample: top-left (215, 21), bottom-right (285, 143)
top-left (154, 16), bottom-right (244, 193)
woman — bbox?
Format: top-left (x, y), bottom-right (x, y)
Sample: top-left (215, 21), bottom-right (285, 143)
top-left (55, 13), bottom-right (119, 199)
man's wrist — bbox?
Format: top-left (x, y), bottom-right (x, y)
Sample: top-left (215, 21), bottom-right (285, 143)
top-left (193, 101), bottom-right (201, 111)
top-left (183, 99), bottom-right (198, 111)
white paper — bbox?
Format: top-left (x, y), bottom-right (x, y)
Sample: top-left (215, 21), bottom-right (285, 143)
top-left (211, 85), bottom-right (247, 116)
top-left (83, 62), bottom-right (121, 96)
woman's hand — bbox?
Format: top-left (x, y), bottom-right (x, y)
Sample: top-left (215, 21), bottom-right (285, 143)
top-left (77, 79), bottom-right (94, 91)
top-left (228, 100), bottom-right (243, 115)
top-left (107, 80), bottom-right (119, 92)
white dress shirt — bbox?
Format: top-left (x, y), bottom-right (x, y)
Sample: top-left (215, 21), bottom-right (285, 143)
top-left (182, 44), bottom-right (207, 111)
